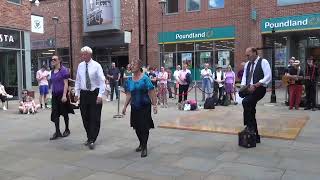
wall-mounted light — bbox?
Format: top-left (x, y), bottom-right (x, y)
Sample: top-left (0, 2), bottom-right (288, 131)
top-left (29, 0), bottom-right (40, 6)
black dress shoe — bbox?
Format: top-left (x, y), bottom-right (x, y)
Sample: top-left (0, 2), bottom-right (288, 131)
top-left (312, 108), bottom-right (316, 111)
top-left (50, 132), bottom-right (62, 140)
top-left (88, 142), bottom-right (95, 150)
top-left (256, 135), bottom-right (261, 143)
top-left (141, 147), bottom-right (147, 158)
top-left (135, 145), bottom-right (142, 152)
top-left (62, 129), bottom-right (70, 137)
top-left (304, 107), bottom-right (311, 110)
top-left (84, 140), bottom-right (90, 146)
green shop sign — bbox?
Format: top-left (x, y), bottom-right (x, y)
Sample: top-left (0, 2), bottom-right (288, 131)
top-left (158, 26), bottom-right (235, 44)
top-left (262, 13), bottom-right (320, 33)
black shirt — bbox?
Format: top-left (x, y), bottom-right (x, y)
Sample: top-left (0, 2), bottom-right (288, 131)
top-left (148, 72), bottom-right (157, 87)
top-left (288, 67), bottom-right (304, 85)
top-left (305, 65), bottom-right (319, 82)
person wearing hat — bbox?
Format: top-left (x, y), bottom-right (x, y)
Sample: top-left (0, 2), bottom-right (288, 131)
top-left (285, 60), bottom-right (304, 110)
top-left (213, 65), bottom-right (225, 105)
top-left (304, 57), bottom-right (319, 111)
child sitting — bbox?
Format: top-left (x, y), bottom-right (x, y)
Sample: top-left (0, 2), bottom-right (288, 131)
top-left (19, 90), bottom-right (40, 114)
top-left (69, 87), bottom-right (79, 109)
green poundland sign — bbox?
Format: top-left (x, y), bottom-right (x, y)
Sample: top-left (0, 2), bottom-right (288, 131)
top-left (158, 26), bottom-right (235, 44)
top-left (262, 13), bottom-right (320, 33)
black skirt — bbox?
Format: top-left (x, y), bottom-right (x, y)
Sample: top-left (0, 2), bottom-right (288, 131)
top-left (51, 94), bottom-right (74, 122)
top-left (130, 105), bottom-right (154, 131)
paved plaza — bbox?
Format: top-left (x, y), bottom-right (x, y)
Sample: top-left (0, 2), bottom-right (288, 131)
top-left (0, 88), bottom-right (320, 180)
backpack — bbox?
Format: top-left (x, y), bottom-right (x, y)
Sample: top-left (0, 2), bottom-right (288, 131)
top-left (185, 73), bottom-right (192, 85)
top-left (187, 99), bottom-right (197, 110)
top-left (222, 95), bottom-right (231, 106)
top-left (204, 97), bottom-right (216, 109)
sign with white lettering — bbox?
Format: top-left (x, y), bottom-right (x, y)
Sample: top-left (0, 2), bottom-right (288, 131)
top-left (261, 13), bottom-right (320, 33)
top-left (0, 28), bottom-right (21, 49)
top-left (158, 26), bottom-right (235, 44)
top-left (31, 15), bottom-right (44, 34)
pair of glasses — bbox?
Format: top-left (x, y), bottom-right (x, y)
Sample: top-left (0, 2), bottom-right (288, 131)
top-left (51, 58), bottom-right (57, 61)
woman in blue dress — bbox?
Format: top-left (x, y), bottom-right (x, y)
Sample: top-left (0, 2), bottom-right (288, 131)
top-left (122, 59), bottom-right (157, 158)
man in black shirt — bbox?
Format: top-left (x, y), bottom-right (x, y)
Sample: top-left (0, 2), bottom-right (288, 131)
top-left (107, 62), bottom-right (120, 101)
top-left (304, 57), bottom-right (319, 111)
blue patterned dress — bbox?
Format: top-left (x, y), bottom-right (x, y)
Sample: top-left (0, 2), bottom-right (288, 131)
top-left (126, 75), bottom-right (155, 130)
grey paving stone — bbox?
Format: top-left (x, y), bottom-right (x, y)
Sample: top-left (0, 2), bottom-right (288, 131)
top-left (175, 170), bottom-right (208, 180)
top-left (234, 154), bottom-right (281, 168)
top-left (173, 157), bottom-right (218, 172)
top-left (216, 152), bottom-right (240, 162)
top-left (12, 177), bottom-right (41, 180)
top-left (0, 169), bottom-right (22, 180)
top-left (81, 172), bottom-right (140, 180)
top-left (212, 162), bottom-right (283, 180)
top-left (204, 174), bottom-right (250, 180)
top-left (281, 170), bottom-right (320, 180)
top-left (278, 158), bottom-right (320, 174)
top-left (74, 155), bottom-right (134, 172)
top-left (3, 158), bottom-right (48, 173)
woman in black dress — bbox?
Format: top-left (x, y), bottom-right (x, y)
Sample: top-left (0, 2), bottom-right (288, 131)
top-left (122, 59), bottom-right (157, 158)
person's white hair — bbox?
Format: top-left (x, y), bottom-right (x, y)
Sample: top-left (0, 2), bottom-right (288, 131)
top-left (81, 46), bottom-right (93, 54)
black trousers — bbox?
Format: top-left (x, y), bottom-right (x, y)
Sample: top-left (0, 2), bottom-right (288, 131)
top-left (217, 86), bottom-right (224, 104)
top-left (305, 82), bottom-right (317, 108)
top-left (242, 87), bottom-right (266, 135)
top-left (135, 129), bottom-right (149, 148)
top-left (110, 81), bottom-right (119, 100)
top-left (178, 84), bottom-right (189, 103)
top-left (80, 89), bottom-right (102, 143)
top-left (0, 94), bottom-right (6, 103)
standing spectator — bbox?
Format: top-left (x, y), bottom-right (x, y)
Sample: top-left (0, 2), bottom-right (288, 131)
top-left (158, 67), bottom-right (169, 108)
top-left (166, 68), bottom-right (174, 99)
top-left (304, 57), bottom-right (319, 111)
top-left (201, 63), bottom-right (213, 101)
top-left (49, 55), bottom-right (74, 140)
top-left (213, 65), bottom-right (225, 105)
top-left (225, 65), bottom-right (237, 105)
top-left (285, 60), bottom-right (304, 110)
top-left (178, 63), bottom-right (191, 103)
top-left (148, 67), bottom-right (158, 88)
top-left (74, 46), bottom-right (106, 150)
top-left (107, 62), bottom-right (120, 101)
top-left (237, 62), bottom-right (246, 80)
top-left (36, 64), bottom-right (50, 109)
top-left (0, 82), bottom-right (13, 110)
top-left (122, 59), bottom-right (157, 158)
top-left (173, 65), bottom-right (181, 99)
top-left (123, 64), bottom-right (132, 90)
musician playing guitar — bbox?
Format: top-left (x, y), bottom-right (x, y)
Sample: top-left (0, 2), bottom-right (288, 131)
top-left (285, 60), bottom-right (304, 110)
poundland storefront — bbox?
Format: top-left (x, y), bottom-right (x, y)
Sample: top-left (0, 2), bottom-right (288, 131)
top-left (0, 27), bottom-right (32, 97)
top-left (261, 13), bottom-right (320, 80)
top-left (158, 26), bottom-right (235, 80)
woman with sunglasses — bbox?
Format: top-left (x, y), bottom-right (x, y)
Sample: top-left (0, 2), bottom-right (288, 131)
top-left (49, 55), bottom-right (74, 140)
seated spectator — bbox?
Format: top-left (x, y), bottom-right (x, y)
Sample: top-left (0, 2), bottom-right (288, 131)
top-left (0, 82), bottom-right (13, 111)
top-left (68, 87), bottom-right (79, 109)
top-left (19, 90), bottom-right (40, 114)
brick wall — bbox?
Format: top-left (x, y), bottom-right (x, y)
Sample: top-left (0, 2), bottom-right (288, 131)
top-left (0, 0), bottom-right (31, 31)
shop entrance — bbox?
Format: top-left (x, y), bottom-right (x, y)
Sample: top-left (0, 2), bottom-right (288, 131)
top-left (0, 50), bottom-right (18, 96)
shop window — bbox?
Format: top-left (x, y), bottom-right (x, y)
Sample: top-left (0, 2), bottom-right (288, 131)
top-left (215, 40), bottom-right (234, 68)
top-left (177, 42), bottom-right (194, 52)
top-left (7, 0), bottom-right (21, 4)
top-left (208, 0), bottom-right (224, 9)
top-left (186, 0), bottom-right (200, 12)
top-left (164, 44), bottom-right (176, 52)
top-left (196, 41), bottom-right (213, 51)
top-left (166, 0), bottom-right (178, 14)
top-left (163, 53), bottom-right (176, 69)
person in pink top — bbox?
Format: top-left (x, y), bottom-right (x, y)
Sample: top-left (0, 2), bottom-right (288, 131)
top-left (178, 63), bottom-right (191, 103)
top-left (36, 65), bottom-right (50, 109)
top-left (225, 65), bottom-right (237, 105)
top-left (158, 67), bottom-right (169, 108)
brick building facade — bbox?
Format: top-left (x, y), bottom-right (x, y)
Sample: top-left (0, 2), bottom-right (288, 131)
top-left (30, 0), bottom-right (320, 81)
top-left (0, 0), bottom-right (32, 96)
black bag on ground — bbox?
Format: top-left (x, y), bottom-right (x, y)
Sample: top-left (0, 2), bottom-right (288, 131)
top-left (204, 97), bottom-right (216, 109)
top-left (238, 128), bottom-right (256, 148)
top-left (222, 95), bottom-right (231, 106)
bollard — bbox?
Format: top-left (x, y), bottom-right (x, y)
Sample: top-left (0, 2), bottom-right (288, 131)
top-left (113, 86), bottom-right (123, 118)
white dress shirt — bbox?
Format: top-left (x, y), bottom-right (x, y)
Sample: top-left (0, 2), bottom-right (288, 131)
top-left (201, 68), bottom-right (212, 79)
top-left (173, 70), bottom-right (180, 83)
top-left (241, 56), bottom-right (272, 87)
top-left (75, 59), bottom-right (106, 97)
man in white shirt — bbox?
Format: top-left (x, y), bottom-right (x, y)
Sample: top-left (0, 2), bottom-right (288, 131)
top-left (75, 46), bottom-right (106, 150)
top-left (240, 47), bottom-right (272, 144)
top-left (173, 65), bottom-right (181, 99)
top-left (201, 63), bottom-right (213, 101)
top-left (36, 65), bottom-right (50, 109)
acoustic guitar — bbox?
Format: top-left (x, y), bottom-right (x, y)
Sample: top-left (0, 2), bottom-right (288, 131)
top-left (282, 75), bottom-right (295, 86)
